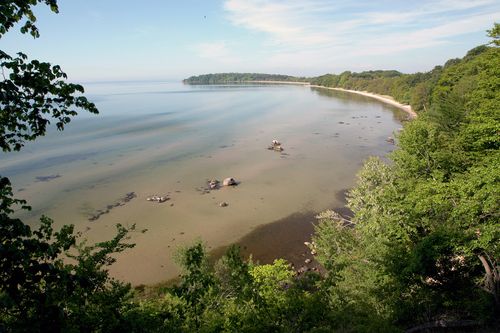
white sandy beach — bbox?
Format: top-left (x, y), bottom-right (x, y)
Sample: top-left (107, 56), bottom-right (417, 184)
top-left (310, 85), bottom-right (417, 118)
top-left (243, 81), bottom-right (417, 119)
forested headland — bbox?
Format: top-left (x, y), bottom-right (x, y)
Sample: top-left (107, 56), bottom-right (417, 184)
top-left (183, 72), bottom-right (308, 84)
top-left (1, 1), bottom-right (499, 331)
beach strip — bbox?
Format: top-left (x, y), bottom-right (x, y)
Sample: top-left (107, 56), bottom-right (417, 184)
top-left (241, 80), bottom-right (417, 119)
top-left (310, 85), bottom-right (417, 118)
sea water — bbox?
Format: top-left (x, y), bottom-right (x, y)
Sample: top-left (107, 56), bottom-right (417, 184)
top-left (0, 81), bottom-right (406, 285)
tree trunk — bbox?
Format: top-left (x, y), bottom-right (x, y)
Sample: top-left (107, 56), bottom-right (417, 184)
top-left (478, 254), bottom-right (500, 308)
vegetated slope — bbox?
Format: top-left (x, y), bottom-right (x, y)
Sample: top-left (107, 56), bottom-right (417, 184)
top-left (308, 45), bottom-right (495, 114)
top-left (311, 42), bottom-right (499, 331)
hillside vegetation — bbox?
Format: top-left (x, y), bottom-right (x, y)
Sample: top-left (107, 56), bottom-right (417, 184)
top-left (1, 4), bottom-right (499, 330)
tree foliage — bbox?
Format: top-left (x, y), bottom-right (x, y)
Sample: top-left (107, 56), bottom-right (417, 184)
top-left (0, 51), bottom-right (98, 151)
top-left (0, 1), bottom-right (134, 332)
top-left (0, 0), bottom-right (58, 38)
top-left (1, 3), bottom-right (499, 331)
top-left (309, 26), bottom-right (500, 331)
top-left (0, 1), bottom-right (98, 152)
top-left (487, 22), bottom-right (500, 47)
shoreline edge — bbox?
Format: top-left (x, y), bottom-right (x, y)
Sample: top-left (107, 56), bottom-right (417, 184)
top-left (243, 81), bottom-right (417, 119)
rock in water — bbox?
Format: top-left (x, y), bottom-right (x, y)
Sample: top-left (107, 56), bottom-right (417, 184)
top-left (208, 179), bottom-right (220, 190)
top-left (223, 177), bottom-right (237, 186)
top-left (146, 194), bottom-right (169, 203)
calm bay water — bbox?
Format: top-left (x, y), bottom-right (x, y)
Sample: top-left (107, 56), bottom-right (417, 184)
top-left (1, 81), bottom-right (406, 285)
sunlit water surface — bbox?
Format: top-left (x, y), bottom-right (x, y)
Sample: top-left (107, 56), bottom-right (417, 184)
top-left (1, 82), bottom-right (406, 284)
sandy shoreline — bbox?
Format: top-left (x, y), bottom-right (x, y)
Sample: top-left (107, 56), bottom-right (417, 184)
top-left (241, 81), bottom-right (417, 119)
top-left (310, 86), bottom-right (417, 119)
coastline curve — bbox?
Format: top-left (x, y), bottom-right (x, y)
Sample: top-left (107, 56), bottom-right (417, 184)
top-left (239, 80), bottom-right (417, 119)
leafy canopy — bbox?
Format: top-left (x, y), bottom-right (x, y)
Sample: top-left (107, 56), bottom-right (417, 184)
top-left (0, 0), bottom-right (98, 152)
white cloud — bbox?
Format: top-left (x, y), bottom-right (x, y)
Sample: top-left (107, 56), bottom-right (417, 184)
top-left (223, 0), bottom-right (500, 57)
top-left (351, 12), bottom-right (498, 56)
top-left (215, 0), bottom-right (500, 75)
top-left (223, 0), bottom-right (338, 47)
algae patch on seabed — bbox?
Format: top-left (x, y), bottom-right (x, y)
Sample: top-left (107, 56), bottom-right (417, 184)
top-left (87, 192), bottom-right (137, 222)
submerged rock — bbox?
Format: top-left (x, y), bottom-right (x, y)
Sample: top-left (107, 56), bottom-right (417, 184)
top-left (146, 194), bottom-right (169, 203)
top-left (267, 139), bottom-right (284, 152)
top-left (267, 145), bottom-right (284, 152)
top-left (208, 179), bottom-right (220, 190)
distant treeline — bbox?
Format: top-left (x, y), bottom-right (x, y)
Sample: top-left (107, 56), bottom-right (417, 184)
top-left (184, 45), bottom-right (491, 114)
top-left (183, 72), bottom-right (308, 84)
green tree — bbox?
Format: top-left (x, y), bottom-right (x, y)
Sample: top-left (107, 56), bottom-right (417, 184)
top-left (0, 1), bottom-right (97, 152)
top-left (487, 22), bottom-right (500, 46)
top-left (0, 1), bottom-right (136, 332)
top-left (312, 28), bottom-right (499, 329)
top-left (214, 245), bottom-right (253, 301)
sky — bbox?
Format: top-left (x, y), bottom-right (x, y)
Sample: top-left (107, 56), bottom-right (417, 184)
top-left (2, 0), bottom-right (499, 82)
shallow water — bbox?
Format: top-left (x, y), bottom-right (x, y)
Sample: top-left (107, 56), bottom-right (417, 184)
top-left (1, 81), bottom-right (405, 285)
